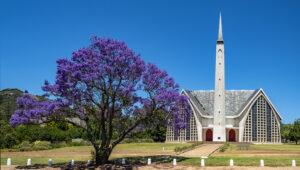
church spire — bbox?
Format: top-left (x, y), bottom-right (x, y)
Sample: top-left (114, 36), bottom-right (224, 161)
top-left (213, 12), bottom-right (226, 142)
top-left (218, 12), bottom-right (223, 42)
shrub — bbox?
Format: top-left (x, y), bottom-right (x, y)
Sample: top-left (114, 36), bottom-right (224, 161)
top-left (0, 120), bottom-right (19, 149)
top-left (120, 138), bottom-right (154, 143)
top-left (52, 141), bottom-right (67, 148)
top-left (32, 141), bottom-right (52, 150)
top-left (67, 138), bottom-right (91, 146)
top-left (15, 125), bottom-right (86, 143)
top-left (19, 141), bottom-right (32, 151)
top-left (219, 142), bottom-right (230, 152)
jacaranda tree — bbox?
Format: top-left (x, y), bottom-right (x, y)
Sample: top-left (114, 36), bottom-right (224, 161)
top-left (10, 37), bottom-right (190, 164)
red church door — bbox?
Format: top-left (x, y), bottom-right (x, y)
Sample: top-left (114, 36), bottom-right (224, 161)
top-left (229, 129), bottom-right (236, 142)
top-left (206, 129), bottom-right (213, 141)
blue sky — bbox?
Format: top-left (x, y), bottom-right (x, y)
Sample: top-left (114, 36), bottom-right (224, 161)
top-left (1, 0), bottom-right (299, 123)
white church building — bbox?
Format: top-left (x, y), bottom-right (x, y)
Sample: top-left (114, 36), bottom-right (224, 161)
top-left (166, 14), bottom-right (282, 143)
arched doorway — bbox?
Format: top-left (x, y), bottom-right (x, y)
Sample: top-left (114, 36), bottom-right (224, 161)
top-left (206, 129), bottom-right (213, 141)
top-left (229, 129), bottom-right (236, 142)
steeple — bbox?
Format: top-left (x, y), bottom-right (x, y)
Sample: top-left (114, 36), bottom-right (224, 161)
top-left (217, 12), bottom-right (223, 42)
top-left (213, 12), bottom-right (226, 142)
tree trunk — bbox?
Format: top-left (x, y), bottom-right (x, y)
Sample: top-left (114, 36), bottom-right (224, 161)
top-left (94, 147), bottom-right (113, 165)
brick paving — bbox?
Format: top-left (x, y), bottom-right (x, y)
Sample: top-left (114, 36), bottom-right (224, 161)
top-left (178, 144), bottom-right (223, 157)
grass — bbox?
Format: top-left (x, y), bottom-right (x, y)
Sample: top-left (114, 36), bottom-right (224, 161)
top-left (174, 142), bottom-right (202, 152)
top-left (180, 155), bottom-right (300, 166)
top-left (1, 155), bottom-right (90, 166)
top-left (2, 143), bottom-right (300, 166)
top-left (219, 142), bottom-right (230, 152)
top-left (227, 143), bottom-right (300, 153)
top-left (1, 143), bottom-right (192, 165)
top-left (112, 143), bottom-right (192, 153)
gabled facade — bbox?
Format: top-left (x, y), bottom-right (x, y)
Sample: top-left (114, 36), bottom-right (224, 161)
top-left (166, 14), bottom-right (282, 143)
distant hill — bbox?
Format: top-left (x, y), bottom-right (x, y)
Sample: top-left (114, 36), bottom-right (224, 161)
top-left (0, 88), bottom-right (24, 122)
top-left (0, 89), bottom-right (47, 123)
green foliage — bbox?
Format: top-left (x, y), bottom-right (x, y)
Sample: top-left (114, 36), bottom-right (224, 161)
top-left (52, 141), bottom-right (67, 148)
top-left (219, 142), bottom-right (230, 152)
top-left (290, 119), bottom-right (300, 144)
top-left (15, 125), bottom-right (86, 143)
top-left (148, 125), bottom-right (166, 142)
top-left (67, 138), bottom-right (91, 146)
top-left (281, 123), bottom-right (292, 142)
top-left (120, 138), bottom-right (154, 143)
top-left (174, 142), bottom-right (203, 152)
top-left (0, 120), bottom-right (18, 149)
top-left (32, 141), bottom-right (52, 150)
top-left (19, 141), bottom-right (32, 151)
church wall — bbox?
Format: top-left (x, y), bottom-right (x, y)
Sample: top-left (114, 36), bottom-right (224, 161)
top-left (226, 118), bottom-right (238, 127)
top-left (201, 117), bottom-right (214, 128)
top-left (240, 94), bottom-right (281, 143)
top-left (165, 103), bottom-right (200, 142)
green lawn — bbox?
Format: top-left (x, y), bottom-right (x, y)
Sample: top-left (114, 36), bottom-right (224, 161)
top-left (2, 143), bottom-right (300, 166)
top-left (38, 142), bottom-right (192, 153)
top-left (1, 143), bottom-right (192, 165)
top-left (227, 143), bottom-right (300, 153)
top-left (180, 155), bottom-right (300, 166)
top-left (1, 155), bottom-right (90, 166)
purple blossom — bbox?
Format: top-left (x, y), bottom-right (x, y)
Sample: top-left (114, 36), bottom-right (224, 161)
top-left (11, 36), bottom-right (190, 139)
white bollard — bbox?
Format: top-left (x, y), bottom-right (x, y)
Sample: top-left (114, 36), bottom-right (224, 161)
top-left (201, 159), bottom-right (205, 167)
top-left (71, 159), bottom-right (74, 166)
top-left (87, 160), bottom-right (91, 165)
top-left (48, 159), bottom-right (52, 166)
top-left (147, 158), bottom-right (151, 165)
top-left (230, 159), bottom-right (234, 166)
top-left (7, 158), bottom-right (11, 166)
top-left (122, 158), bottom-right (126, 165)
top-left (260, 160), bottom-right (264, 167)
top-left (27, 158), bottom-right (31, 166)
top-left (292, 160), bottom-right (296, 167)
top-left (173, 159), bottom-right (177, 166)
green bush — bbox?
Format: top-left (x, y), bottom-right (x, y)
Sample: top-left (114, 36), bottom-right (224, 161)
top-left (120, 138), bottom-right (154, 143)
top-left (0, 120), bottom-right (19, 149)
top-left (67, 138), bottom-right (91, 146)
top-left (19, 141), bottom-right (32, 151)
top-left (32, 141), bottom-right (52, 150)
top-left (15, 125), bottom-right (86, 143)
top-left (52, 141), bottom-right (67, 148)
top-left (219, 142), bottom-right (230, 152)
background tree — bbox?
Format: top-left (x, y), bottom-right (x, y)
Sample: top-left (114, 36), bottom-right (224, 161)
top-left (10, 37), bottom-right (190, 165)
top-left (0, 120), bottom-right (18, 149)
top-left (280, 123), bottom-right (292, 143)
top-left (290, 119), bottom-right (300, 144)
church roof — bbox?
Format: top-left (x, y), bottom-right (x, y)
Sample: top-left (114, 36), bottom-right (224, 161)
top-left (184, 89), bottom-right (259, 116)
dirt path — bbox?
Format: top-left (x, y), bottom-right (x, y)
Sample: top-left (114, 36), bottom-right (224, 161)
top-left (179, 144), bottom-right (223, 157)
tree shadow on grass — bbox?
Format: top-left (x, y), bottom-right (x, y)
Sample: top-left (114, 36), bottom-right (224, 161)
top-left (14, 155), bottom-right (187, 169)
